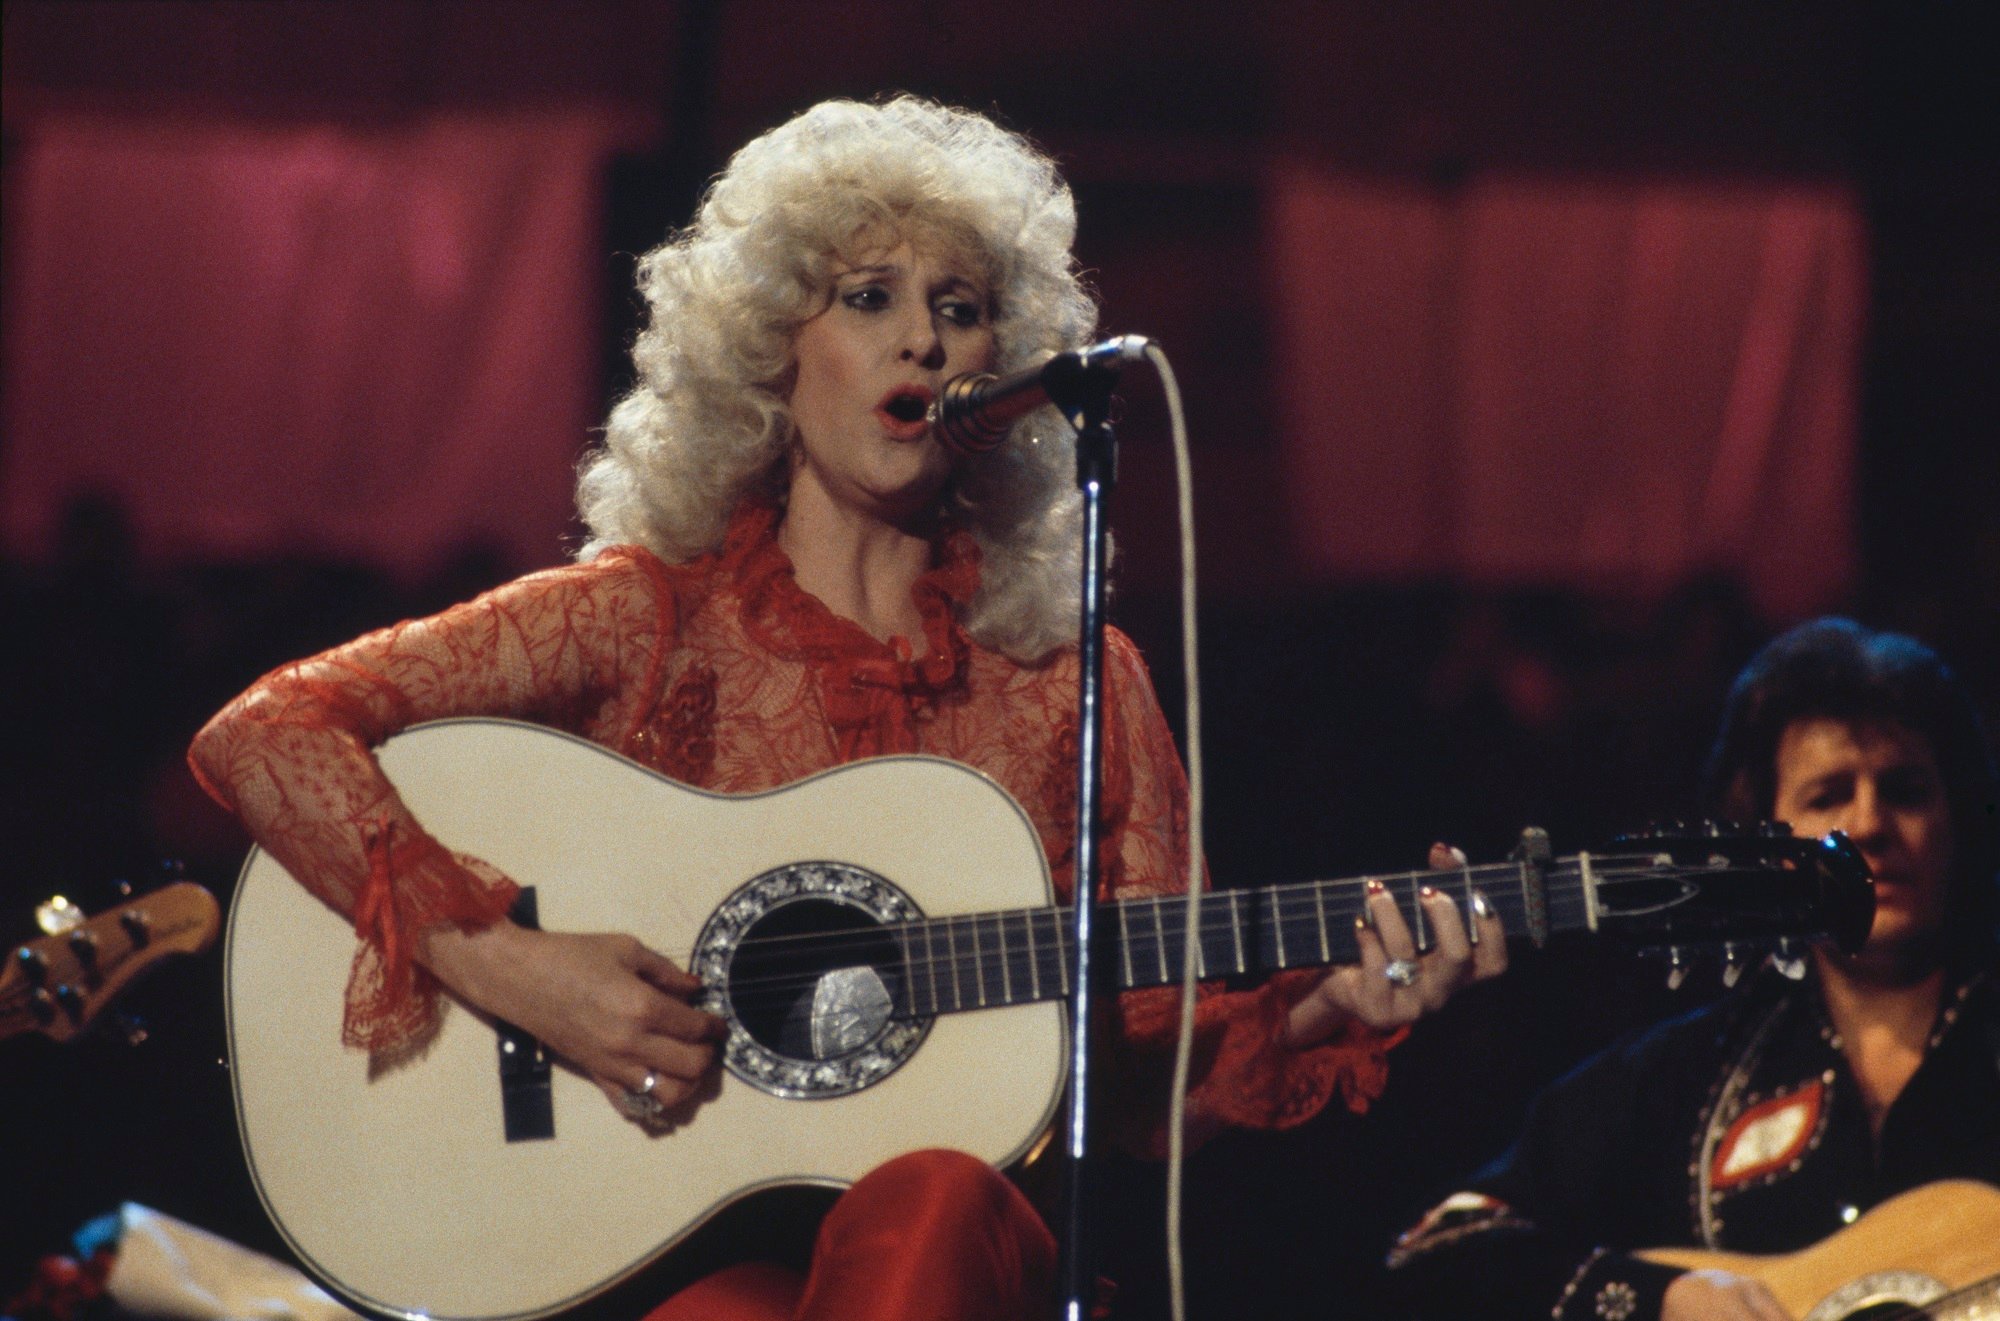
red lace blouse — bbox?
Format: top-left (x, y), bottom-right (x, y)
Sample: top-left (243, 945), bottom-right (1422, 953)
top-left (190, 502), bottom-right (1393, 1151)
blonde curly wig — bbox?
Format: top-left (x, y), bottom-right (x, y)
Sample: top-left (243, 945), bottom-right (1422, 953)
top-left (576, 95), bottom-right (1099, 661)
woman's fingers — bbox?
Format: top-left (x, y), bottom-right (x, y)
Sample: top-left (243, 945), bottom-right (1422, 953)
top-left (1425, 842), bottom-right (1509, 983)
top-left (630, 940), bottom-right (706, 997)
top-left (1417, 886), bottom-right (1474, 1011)
top-left (1289, 845), bottom-right (1510, 1045)
top-left (1363, 880), bottom-right (1421, 964)
top-left (1469, 889), bottom-right (1508, 979)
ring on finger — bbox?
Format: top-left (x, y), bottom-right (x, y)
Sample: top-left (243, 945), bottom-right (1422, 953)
top-left (1383, 958), bottom-right (1420, 988)
top-left (619, 1070), bottom-right (667, 1122)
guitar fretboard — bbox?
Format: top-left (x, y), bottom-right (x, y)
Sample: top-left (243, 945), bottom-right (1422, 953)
top-left (885, 853), bottom-right (1640, 1019)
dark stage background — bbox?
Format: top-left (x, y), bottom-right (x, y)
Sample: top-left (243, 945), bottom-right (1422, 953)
top-left (3, 4), bottom-right (1995, 1318)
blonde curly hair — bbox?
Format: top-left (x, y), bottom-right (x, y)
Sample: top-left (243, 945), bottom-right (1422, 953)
top-left (576, 95), bottom-right (1098, 661)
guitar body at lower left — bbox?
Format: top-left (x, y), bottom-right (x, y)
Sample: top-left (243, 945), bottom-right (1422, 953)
top-left (227, 720), bottom-right (1068, 1321)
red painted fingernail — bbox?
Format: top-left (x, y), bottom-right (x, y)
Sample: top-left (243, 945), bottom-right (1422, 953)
top-left (1420, 885), bottom-right (1438, 899)
top-left (1365, 878), bottom-right (1386, 895)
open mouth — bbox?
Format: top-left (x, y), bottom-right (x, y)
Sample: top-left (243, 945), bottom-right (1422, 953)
top-left (879, 386), bottom-right (933, 426)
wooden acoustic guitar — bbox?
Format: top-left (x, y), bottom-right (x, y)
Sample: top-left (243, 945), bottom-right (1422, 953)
top-left (1641, 1179), bottom-right (2000, 1320)
top-left (224, 718), bottom-right (1873, 1321)
top-left (2, 880), bottom-right (220, 1044)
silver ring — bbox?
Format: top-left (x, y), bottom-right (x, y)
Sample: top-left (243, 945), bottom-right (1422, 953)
top-left (619, 1071), bottom-right (665, 1122)
top-left (1383, 958), bottom-right (1420, 988)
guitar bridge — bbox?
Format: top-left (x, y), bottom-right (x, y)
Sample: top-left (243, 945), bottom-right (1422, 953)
top-left (496, 887), bottom-right (555, 1142)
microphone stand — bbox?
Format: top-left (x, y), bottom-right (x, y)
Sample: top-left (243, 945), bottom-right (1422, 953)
top-left (1049, 355), bottom-right (1123, 1321)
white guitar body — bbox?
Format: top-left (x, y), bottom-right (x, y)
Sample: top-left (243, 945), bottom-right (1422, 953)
top-left (227, 719), bottom-right (1067, 1321)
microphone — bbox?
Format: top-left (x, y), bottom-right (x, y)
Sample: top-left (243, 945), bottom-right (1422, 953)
top-left (930, 335), bottom-right (1150, 454)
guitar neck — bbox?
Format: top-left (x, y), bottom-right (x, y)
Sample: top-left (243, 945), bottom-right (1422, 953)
top-left (891, 853), bottom-right (1664, 1018)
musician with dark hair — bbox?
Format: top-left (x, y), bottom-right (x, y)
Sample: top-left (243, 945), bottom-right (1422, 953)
top-left (1386, 616), bottom-right (2000, 1320)
top-left (191, 96), bottom-right (1504, 1320)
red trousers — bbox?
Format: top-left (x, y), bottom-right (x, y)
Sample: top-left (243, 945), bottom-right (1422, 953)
top-left (640, 1149), bottom-right (1058, 1321)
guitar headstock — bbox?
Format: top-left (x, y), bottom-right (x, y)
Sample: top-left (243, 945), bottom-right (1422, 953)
top-left (1, 880), bottom-right (221, 1045)
top-left (1591, 822), bottom-right (1873, 969)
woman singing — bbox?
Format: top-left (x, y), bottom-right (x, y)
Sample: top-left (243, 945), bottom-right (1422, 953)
top-left (193, 95), bottom-right (1503, 1320)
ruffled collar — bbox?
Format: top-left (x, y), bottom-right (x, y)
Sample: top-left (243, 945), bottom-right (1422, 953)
top-left (725, 499), bottom-right (978, 702)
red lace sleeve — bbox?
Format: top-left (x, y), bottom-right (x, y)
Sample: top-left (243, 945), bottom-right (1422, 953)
top-left (1096, 630), bottom-right (1399, 1156)
top-left (187, 548), bottom-right (681, 1056)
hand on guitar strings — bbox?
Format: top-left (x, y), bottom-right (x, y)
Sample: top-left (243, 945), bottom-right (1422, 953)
top-left (421, 913), bottom-right (726, 1124)
top-left (1284, 844), bottom-right (1508, 1047)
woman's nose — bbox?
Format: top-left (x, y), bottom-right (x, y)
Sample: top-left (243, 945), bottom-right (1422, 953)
top-left (898, 311), bottom-right (946, 370)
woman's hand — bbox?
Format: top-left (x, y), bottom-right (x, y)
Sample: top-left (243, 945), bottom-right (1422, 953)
top-left (421, 919), bottom-right (726, 1124)
top-left (1286, 843), bottom-right (1507, 1046)
top-left (1663, 1270), bottom-right (1792, 1320)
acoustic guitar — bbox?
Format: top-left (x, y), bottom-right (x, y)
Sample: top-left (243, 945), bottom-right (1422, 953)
top-left (225, 718), bottom-right (1872, 1321)
top-left (1641, 1179), bottom-right (2000, 1320)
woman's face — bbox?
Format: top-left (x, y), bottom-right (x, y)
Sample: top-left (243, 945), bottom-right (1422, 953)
top-left (1773, 716), bottom-right (1956, 976)
top-left (785, 239), bottom-right (997, 525)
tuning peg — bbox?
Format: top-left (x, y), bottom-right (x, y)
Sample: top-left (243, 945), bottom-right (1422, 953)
top-left (119, 909), bottom-right (152, 947)
top-left (1666, 947), bottom-right (1689, 990)
top-left (1772, 938), bottom-right (1808, 981)
top-left (67, 928), bottom-right (99, 968)
top-left (114, 1012), bottom-right (150, 1047)
top-left (15, 945), bottom-right (49, 983)
top-left (1721, 943), bottom-right (1744, 988)
top-left (55, 983), bottom-right (86, 1021)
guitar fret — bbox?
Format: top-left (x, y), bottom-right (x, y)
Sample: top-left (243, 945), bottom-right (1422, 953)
top-left (1228, 891), bottom-right (1246, 974)
top-left (1118, 902), bottom-right (1136, 988)
top-left (1460, 863), bottom-right (1479, 945)
top-left (1271, 889), bottom-right (1289, 968)
top-left (1151, 899), bottom-right (1170, 984)
top-left (1019, 912), bottom-right (1041, 1001)
top-left (1052, 914), bottom-right (1070, 995)
top-left (947, 916), bottom-right (965, 1010)
top-left (994, 912), bottom-right (1013, 1004)
top-left (970, 914), bottom-right (988, 1009)
top-left (1313, 883), bottom-right (1332, 963)
top-left (1409, 874), bottom-right (1431, 953)
top-left (920, 919), bottom-right (939, 1016)
top-left (990, 914), bottom-right (1009, 1004)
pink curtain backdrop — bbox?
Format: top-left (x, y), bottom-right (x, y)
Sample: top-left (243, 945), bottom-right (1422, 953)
top-left (4, 118), bottom-right (1863, 616)
top-left (3, 111), bottom-right (631, 579)
top-left (1266, 161), bottom-right (1864, 618)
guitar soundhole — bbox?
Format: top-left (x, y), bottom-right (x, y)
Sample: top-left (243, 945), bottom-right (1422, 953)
top-left (730, 899), bottom-right (903, 1061)
top-left (692, 860), bottom-right (930, 1100)
top-left (1801, 1271), bottom-right (1948, 1321)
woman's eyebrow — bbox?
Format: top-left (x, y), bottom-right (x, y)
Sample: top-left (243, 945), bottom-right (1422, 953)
top-left (931, 274), bottom-right (989, 300)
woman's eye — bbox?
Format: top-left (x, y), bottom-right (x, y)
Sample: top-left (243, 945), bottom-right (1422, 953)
top-left (842, 285), bottom-right (889, 311)
top-left (937, 299), bottom-right (985, 328)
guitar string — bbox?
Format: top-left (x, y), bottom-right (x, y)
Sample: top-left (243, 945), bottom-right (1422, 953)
top-left (703, 859), bottom-right (1798, 1009)
top-left (686, 853), bottom-right (1769, 970)
top-left (680, 851), bottom-right (1702, 964)
top-left (700, 859), bottom-right (1813, 1014)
